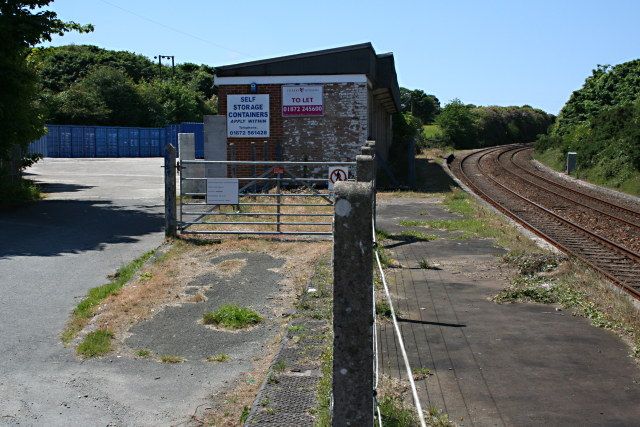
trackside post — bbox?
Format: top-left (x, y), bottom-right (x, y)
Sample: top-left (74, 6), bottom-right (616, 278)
top-left (164, 144), bottom-right (177, 237)
top-left (332, 180), bottom-right (374, 425)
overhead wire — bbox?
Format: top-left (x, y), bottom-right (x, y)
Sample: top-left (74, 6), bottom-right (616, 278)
top-left (97, 0), bottom-right (254, 59)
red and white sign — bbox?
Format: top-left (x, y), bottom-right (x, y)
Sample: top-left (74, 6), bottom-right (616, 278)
top-left (328, 166), bottom-right (349, 190)
top-left (282, 85), bottom-right (323, 117)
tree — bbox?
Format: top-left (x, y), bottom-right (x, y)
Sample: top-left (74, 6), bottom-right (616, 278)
top-left (436, 99), bottom-right (478, 148)
top-left (0, 0), bottom-right (92, 163)
top-left (399, 87), bottom-right (441, 123)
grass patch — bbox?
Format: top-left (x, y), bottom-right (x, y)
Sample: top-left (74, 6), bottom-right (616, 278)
top-left (207, 353), bottom-right (231, 363)
top-left (76, 329), bottom-right (113, 357)
top-left (412, 367), bottom-right (432, 380)
top-left (62, 249), bottom-right (155, 344)
top-left (378, 394), bottom-right (416, 427)
top-left (399, 189), bottom-right (541, 252)
top-left (203, 304), bottom-right (263, 329)
top-left (376, 300), bottom-right (392, 318)
top-left (273, 360), bottom-right (286, 372)
top-left (240, 405), bottom-right (250, 424)
top-left (160, 355), bottom-right (184, 363)
top-left (314, 344), bottom-right (333, 427)
top-left (399, 230), bottom-right (437, 241)
top-left (288, 325), bottom-right (305, 334)
top-left (135, 349), bottom-right (151, 358)
top-left (426, 406), bottom-right (455, 427)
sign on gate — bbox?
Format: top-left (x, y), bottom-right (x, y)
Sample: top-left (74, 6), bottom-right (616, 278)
top-left (206, 178), bottom-right (239, 205)
top-left (328, 166), bottom-right (349, 190)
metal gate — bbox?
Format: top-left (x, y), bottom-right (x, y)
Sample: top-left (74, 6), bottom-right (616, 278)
top-left (177, 160), bottom-right (356, 236)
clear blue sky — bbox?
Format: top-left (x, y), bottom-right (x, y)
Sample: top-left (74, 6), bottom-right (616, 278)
top-left (43, 0), bottom-right (640, 114)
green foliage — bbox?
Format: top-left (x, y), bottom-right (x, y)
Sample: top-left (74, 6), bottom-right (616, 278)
top-left (77, 329), bottom-right (113, 357)
top-left (0, 1), bottom-right (91, 164)
top-left (437, 99), bottom-right (553, 149)
top-left (400, 87), bottom-right (441, 123)
top-left (0, 178), bottom-right (41, 206)
top-left (30, 44), bottom-right (217, 127)
top-left (202, 304), bottom-right (263, 329)
top-left (378, 395), bottom-right (416, 427)
top-left (535, 59), bottom-right (640, 194)
top-left (435, 99), bottom-right (478, 148)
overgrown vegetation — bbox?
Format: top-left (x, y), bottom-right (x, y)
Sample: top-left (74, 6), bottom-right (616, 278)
top-left (435, 100), bottom-right (554, 149)
top-left (76, 329), bottom-right (113, 357)
top-left (497, 252), bottom-right (640, 358)
top-left (61, 249), bottom-right (155, 344)
top-left (0, 1), bottom-right (91, 202)
top-left (30, 44), bottom-right (217, 127)
top-left (534, 60), bottom-right (640, 195)
top-left (203, 304), bottom-right (263, 329)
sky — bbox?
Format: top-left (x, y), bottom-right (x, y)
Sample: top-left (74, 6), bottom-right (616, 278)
top-left (42, 0), bottom-right (640, 114)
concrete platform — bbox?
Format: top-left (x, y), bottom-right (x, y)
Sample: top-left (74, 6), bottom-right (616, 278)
top-left (376, 195), bottom-right (640, 426)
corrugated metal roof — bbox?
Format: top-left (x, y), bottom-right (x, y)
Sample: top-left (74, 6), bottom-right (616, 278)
top-left (214, 43), bottom-right (400, 112)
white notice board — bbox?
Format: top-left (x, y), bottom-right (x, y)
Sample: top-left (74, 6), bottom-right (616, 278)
top-left (227, 94), bottom-right (270, 138)
top-left (206, 178), bottom-right (239, 205)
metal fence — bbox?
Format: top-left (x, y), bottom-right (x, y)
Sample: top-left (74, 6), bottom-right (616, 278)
top-left (28, 122), bottom-right (204, 158)
top-left (177, 160), bottom-right (356, 236)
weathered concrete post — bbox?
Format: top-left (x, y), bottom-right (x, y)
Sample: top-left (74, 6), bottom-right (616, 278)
top-left (356, 155), bottom-right (374, 183)
top-left (333, 181), bottom-right (374, 426)
top-left (164, 144), bottom-right (177, 238)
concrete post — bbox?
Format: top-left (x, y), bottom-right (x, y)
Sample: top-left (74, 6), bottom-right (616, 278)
top-left (566, 152), bottom-right (577, 174)
top-left (178, 133), bottom-right (204, 194)
top-left (360, 145), bottom-right (374, 157)
top-left (408, 138), bottom-right (417, 189)
top-left (365, 140), bottom-right (377, 230)
top-left (164, 144), bottom-right (177, 238)
top-left (333, 181), bottom-right (374, 426)
top-left (356, 155), bottom-right (374, 183)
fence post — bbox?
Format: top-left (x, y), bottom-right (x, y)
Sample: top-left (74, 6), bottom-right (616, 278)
top-left (165, 144), bottom-right (177, 238)
top-left (356, 154), bottom-right (374, 183)
top-left (408, 137), bottom-right (416, 189)
top-left (333, 180), bottom-right (374, 426)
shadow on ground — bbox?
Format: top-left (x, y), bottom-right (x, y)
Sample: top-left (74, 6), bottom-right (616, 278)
top-left (0, 199), bottom-right (163, 259)
top-left (414, 158), bottom-right (459, 193)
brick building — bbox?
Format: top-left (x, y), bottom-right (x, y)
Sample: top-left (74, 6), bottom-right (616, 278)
top-left (213, 43), bottom-right (400, 165)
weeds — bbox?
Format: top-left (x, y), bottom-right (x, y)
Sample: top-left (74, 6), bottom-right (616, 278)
top-left (273, 360), bottom-right (286, 372)
top-left (239, 406), bottom-right (250, 424)
top-left (76, 329), bottom-right (113, 357)
top-left (203, 304), bottom-right (263, 329)
top-left (62, 250), bottom-right (155, 344)
top-left (426, 406), bottom-right (454, 427)
top-left (378, 395), bottom-right (416, 427)
top-left (135, 349), bottom-right (151, 358)
top-left (160, 355), bottom-right (184, 363)
top-left (207, 353), bottom-right (231, 363)
top-left (412, 367), bottom-right (432, 381)
top-left (376, 300), bottom-right (392, 318)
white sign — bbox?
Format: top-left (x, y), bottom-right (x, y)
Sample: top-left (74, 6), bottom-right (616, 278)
top-left (227, 95), bottom-right (270, 138)
top-left (206, 178), bottom-right (239, 205)
top-left (328, 166), bottom-right (349, 190)
top-left (282, 85), bottom-right (323, 116)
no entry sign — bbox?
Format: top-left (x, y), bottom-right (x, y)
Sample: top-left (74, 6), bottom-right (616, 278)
top-left (328, 166), bottom-right (349, 190)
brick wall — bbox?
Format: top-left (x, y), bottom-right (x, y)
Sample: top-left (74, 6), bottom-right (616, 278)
top-left (217, 82), bottom-right (369, 168)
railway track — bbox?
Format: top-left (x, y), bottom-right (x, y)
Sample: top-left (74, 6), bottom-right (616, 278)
top-left (450, 145), bottom-right (640, 300)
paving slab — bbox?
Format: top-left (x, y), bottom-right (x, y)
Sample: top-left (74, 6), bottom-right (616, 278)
top-left (376, 194), bottom-right (640, 426)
